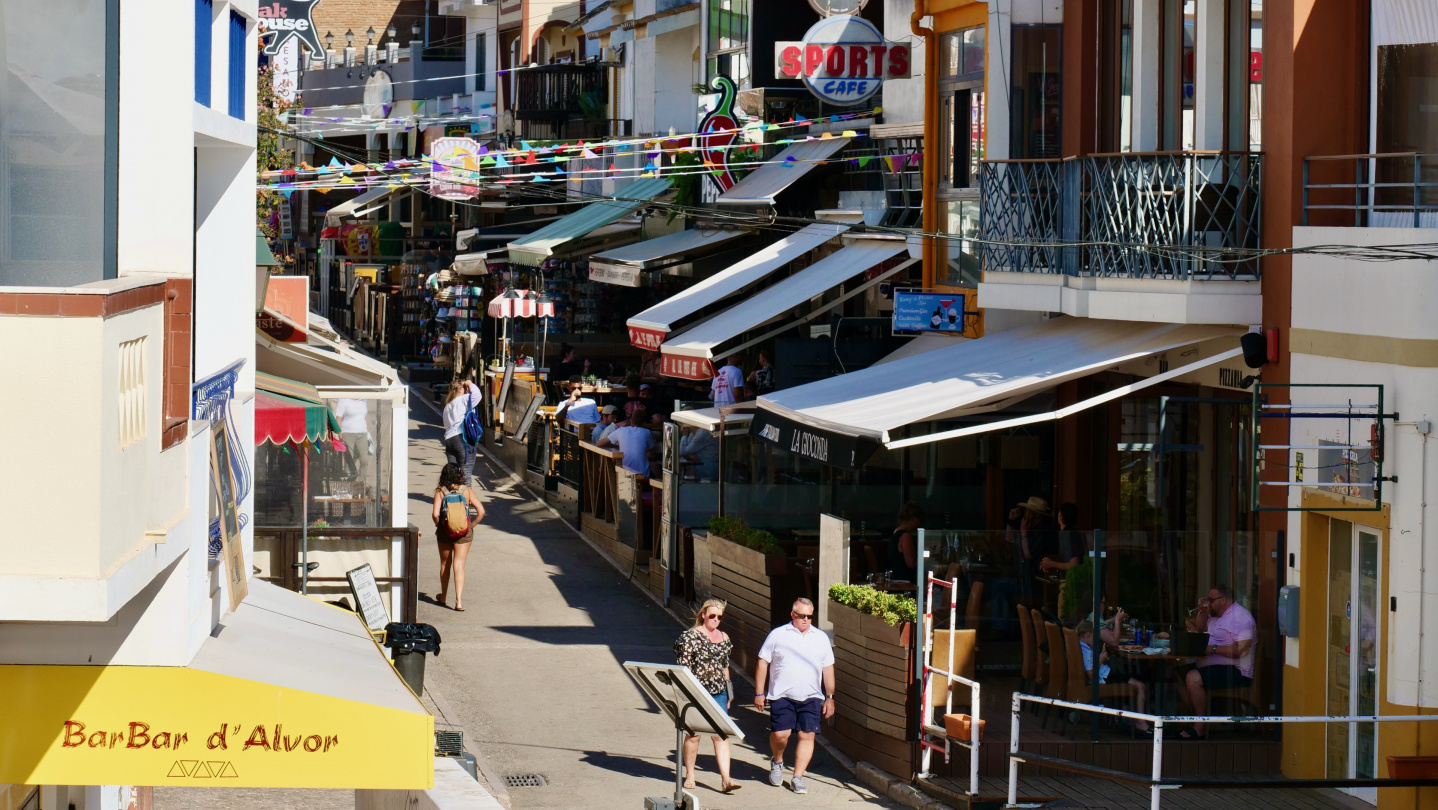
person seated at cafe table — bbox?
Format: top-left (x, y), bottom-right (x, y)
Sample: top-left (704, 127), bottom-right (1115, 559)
top-left (597, 404), bottom-right (656, 477)
top-left (885, 502), bottom-right (924, 582)
top-left (1077, 621), bottom-right (1152, 736)
top-left (1179, 584), bottom-right (1256, 740)
top-left (556, 377), bottom-right (600, 426)
top-left (593, 405), bottom-right (622, 443)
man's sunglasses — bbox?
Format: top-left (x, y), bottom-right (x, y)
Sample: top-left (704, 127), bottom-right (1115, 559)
top-left (792, 611), bottom-right (814, 620)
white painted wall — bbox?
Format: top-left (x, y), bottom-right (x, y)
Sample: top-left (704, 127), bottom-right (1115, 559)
top-left (882, 0), bottom-right (925, 126)
top-left (650, 26), bottom-right (700, 137)
top-left (1287, 226), bottom-right (1438, 707)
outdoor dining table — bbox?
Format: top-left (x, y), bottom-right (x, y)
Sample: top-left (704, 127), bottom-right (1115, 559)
top-left (1113, 644), bottom-right (1199, 715)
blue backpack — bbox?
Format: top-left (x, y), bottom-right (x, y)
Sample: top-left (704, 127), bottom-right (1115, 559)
top-left (462, 392), bottom-right (484, 446)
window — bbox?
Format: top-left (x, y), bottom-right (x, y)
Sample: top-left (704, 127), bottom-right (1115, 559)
top-left (2, 0), bottom-right (119, 286)
top-left (706, 0), bottom-right (751, 86)
top-left (942, 26), bottom-right (985, 80)
top-left (1009, 25), bottom-right (1062, 159)
top-left (119, 337), bottom-right (148, 449)
top-left (196, 0), bottom-right (212, 106)
top-left (228, 11), bottom-right (246, 119)
top-left (475, 32), bottom-right (488, 92)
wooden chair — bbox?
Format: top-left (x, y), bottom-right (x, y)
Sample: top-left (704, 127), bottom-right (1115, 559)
top-left (1209, 634), bottom-right (1265, 724)
top-left (964, 580), bottom-right (985, 631)
top-left (1041, 621), bottom-right (1067, 729)
top-left (1016, 604), bottom-right (1036, 693)
top-left (930, 628), bottom-right (978, 710)
top-left (1029, 608), bottom-right (1049, 709)
top-left (1061, 626), bottom-right (1136, 735)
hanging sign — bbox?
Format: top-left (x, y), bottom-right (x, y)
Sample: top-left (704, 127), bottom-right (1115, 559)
top-left (750, 408), bottom-right (881, 470)
top-left (660, 353), bottom-right (716, 381)
top-left (430, 137), bottom-right (482, 200)
top-left (892, 290), bottom-right (967, 333)
top-left (589, 261), bottom-right (642, 287)
top-left (257, 1), bottom-right (324, 57)
top-left (697, 75), bottom-right (742, 194)
top-left (628, 325), bottom-right (667, 351)
top-left (776, 15), bottom-right (911, 106)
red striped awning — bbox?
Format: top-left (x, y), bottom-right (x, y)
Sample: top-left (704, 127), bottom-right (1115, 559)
top-left (487, 291), bottom-right (556, 319)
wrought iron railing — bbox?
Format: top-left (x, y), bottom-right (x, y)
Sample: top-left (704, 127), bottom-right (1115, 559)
top-left (514, 62), bottom-right (609, 123)
top-left (1302, 153), bottom-right (1438, 227)
top-left (980, 152), bottom-right (1263, 279)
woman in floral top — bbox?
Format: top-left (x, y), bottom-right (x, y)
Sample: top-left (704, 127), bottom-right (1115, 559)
top-left (674, 598), bottom-right (741, 794)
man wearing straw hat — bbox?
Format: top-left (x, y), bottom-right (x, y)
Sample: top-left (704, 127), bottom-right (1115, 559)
top-left (1007, 496), bottom-right (1054, 606)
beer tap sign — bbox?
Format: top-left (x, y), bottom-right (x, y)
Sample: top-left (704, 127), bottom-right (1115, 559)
top-left (776, 15), bottom-right (911, 106)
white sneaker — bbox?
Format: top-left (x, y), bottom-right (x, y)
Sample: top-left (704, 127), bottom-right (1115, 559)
top-left (768, 759), bottom-right (784, 787)
top-left (792, 775), bottom-right (808, 794)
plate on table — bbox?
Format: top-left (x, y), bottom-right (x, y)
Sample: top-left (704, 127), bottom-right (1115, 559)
top-left (1118, 645), bottom-right (1144, 652)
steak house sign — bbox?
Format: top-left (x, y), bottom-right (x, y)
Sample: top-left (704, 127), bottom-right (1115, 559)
top-left (775, 15), bottom-right (911, 106)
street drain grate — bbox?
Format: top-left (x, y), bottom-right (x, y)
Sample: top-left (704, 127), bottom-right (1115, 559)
top-left (504, 774), bottom-right (547, 788)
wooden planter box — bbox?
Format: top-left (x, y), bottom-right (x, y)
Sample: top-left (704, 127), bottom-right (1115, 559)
top-left (826, 599), bottom-right (917, 780)
top-left (692, 532), bottom-right (791, 672)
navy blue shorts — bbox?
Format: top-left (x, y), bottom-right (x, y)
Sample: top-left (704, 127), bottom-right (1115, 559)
top-left (770, 697), bottom-right (823, 734)
top-left (1198, 664), bottom-right (1252, 690)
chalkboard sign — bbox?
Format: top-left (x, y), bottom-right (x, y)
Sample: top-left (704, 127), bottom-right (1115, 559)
top-left (515, 391), bottom-right (546, 442)
top-left (346, 564), bottom-right (390, 631)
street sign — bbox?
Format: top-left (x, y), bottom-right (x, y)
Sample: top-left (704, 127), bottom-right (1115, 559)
top-left (892, 290), bottom-right (967, 333)
top-left (775, 15), bottom-right (911, 106)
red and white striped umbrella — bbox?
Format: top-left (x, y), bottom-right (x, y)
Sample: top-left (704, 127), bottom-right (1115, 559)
top-left (487, 290), bottom-right (556, 319)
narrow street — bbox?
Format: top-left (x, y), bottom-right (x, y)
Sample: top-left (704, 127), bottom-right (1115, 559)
top-left (406, 397), bottom-right (904, 809)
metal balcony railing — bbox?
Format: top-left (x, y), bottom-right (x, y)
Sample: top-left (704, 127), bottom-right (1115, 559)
top-left (513, 63), bottom-right (609, 123)
top-left (980, 152), bottom-right (1264, 280)
top-left (1303, 153), bottom-right (1438, 228)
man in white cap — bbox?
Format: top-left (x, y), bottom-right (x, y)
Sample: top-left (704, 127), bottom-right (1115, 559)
top-left (593, 405), bottom-right (621, 443)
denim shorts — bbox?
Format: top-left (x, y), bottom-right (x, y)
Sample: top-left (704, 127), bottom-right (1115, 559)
top-left (769, 697), bottom-right (823, 733)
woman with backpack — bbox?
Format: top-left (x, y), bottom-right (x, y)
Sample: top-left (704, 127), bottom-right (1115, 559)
top-left (442, 377), bottom-right (483, 480)
top-left (431, 463), bottom-right (485, 611)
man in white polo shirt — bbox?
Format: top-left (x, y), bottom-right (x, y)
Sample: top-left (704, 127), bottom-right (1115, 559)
top-left (753, 597), bottom-right (835, 795)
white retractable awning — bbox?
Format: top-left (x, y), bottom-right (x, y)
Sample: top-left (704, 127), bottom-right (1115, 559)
top-left (872, 334), bottom-right (967, 366)
top-left (717, 138), bottom-right (851, 206)
top-left (589, 228), bottom-right (754, 286)
top-left (454, 249), bottom-right (506, 275)
top-left (670, 406), bottom-right (754, 433)
top-left (626, 222), bottom-right (848, 349)
top-left (659, 239), bottom-right (914, 379)
top-left (751, 318), bottom-right (1245, 467)
top-left (324, 185), bottom-right (401, 223)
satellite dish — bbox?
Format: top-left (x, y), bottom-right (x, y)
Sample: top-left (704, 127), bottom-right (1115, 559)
top-left (363, 69), bottom-right (393, 119)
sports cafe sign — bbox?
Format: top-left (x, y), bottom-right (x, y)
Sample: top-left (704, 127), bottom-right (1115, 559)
top-left (776, 15), bottom-right (911, 106)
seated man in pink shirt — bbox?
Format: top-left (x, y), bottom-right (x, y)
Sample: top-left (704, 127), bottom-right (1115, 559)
top-left (1181, 584), bottom-right (1255, 739)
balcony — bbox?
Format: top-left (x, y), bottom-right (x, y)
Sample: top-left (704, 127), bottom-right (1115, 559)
top-left (978, 152), bottom-right (1264, 325)
top-left (1303, 153), bottom-right (1438, 228)
top-left (298, 50), bottom-right (466, 109)
top-left (0, 278), bottom-right (191, 622)
top-left (513, 62), bottom-right (611, 138)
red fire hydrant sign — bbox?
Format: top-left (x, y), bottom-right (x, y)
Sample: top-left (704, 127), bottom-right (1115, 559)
top-left (775, 15), bottom-right (912, 106)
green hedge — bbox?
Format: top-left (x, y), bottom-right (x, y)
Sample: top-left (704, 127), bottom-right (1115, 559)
top-left (828, 584), bottom-right (918, 627)
top-left (707, 515), bottom-right (784, 556)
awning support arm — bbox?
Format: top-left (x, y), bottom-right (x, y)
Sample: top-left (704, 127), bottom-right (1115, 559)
top-left (883, 346), bottom-right (1245, 450)
top-left (716, 258), bottom-right (919, 363)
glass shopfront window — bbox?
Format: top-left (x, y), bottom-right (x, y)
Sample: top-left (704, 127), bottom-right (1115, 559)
top-left (254, 397), bottom-right (394, 528)
top-left (940, 200), bottom-right (980, 288)
top-left (1, 0), bottom-right (118, 286)
top-left (1010, 25), bottom-right (1063, 160)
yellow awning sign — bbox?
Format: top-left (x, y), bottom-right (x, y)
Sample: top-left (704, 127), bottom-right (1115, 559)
top-left (0, 581), bottom-right (433, 789)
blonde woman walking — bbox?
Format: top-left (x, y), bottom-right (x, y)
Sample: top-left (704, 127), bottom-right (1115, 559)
top-left (673, 599), bottom-right (741, 794)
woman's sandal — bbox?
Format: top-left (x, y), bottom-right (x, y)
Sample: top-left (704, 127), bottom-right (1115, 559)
top-left (721, 781), bottom-right (742, 793)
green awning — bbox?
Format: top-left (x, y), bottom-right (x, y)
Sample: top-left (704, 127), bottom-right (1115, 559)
top-left (507, 177), bottom-right (672, 266)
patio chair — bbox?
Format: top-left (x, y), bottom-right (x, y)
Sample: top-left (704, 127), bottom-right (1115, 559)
top-left (1041, 621), bottom-right (1067, 729)
top-left (1062, 626), bottom-right (1136, 736)
top-left (930, 628), bottom-right (978, 710)
top-left (1016, 604), bottom-right (1036, 693)
top-left (1029, 608), bottom-right (1049, 713)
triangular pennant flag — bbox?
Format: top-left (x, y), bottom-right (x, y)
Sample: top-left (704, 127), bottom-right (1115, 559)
top-left (494, 155), bottom-right (510, 168)
top-left (327, 157), bottom-right (342, 168)
top-left (644, 161), bottom-right (658, 171)
top-left (534, 175), bottom-right (550, 182)
top-left (521, 141), bottom-right (534, 151)
top-left (554, 166), bottom-right (566, 174)
top-left (841, 130), bottom-right (858, 138)
top-left (479, 155), bottom-right (496, 166)
top-left (858, 155), bottom-right (872, 168)
top-left (820, 132), bottom-right (834, 139)
top-left (581, 148), bottom-right (599, 159)
top-left (608, 163), bottom-right (620, 174)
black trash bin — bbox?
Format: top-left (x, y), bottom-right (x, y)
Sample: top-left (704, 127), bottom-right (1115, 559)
top-left (383, 623), bottom-right (442, 695)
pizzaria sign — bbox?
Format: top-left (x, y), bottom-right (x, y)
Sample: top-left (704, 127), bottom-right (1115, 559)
top-left (775, 15), bottom-right (911, 106)
top-left (257, 1), bottom-right (323, 57)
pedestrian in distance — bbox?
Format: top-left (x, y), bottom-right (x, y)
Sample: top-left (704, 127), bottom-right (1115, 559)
top-left (754, 597), bottom-right (835, 795)
top-left (441, 376), bottom-right (483, 479)
top-left (710, 354), bottom-right (744, 407)
top-left (431, 463), bottom-right (485, 611)
top-left (673, 598), bottom-right (741, 794)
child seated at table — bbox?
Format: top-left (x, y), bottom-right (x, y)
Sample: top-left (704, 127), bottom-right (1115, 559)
top-left (1077, 621), bottom-right (1152, 736)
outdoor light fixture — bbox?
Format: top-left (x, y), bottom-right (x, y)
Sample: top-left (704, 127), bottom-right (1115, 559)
top-left (366, 26), bottom-right (376, 44)
top-left (325, 31), bottom-right (334, 48)
top-left (412, 22), bottom-right (422, 39)
top-left (345, 29), bottom-right (354, 44)
top-left (387, 24), bottom-right (397, 41)
top-left (502, 288), bottom-right (520, 299)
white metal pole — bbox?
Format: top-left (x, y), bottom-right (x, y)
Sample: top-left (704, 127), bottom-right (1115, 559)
top-left (1150, 717), bottom-right (1164, 810)
top-left (946, 575), bottom-right (957, 772)
top-left (1008, 692), bottom-right (1021, 807)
